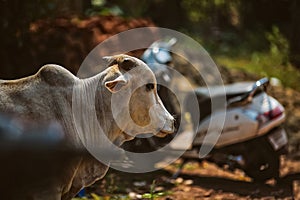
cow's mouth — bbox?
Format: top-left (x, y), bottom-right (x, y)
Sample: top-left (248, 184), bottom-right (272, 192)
top-left (155, 129), bottom-right (174, 138)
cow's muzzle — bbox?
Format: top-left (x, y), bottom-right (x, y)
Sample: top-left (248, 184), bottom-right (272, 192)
top-left (155, 118), bottom-right (175, 137)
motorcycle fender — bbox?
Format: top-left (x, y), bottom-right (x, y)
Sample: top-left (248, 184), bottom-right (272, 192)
top-left (194, 108), bottom-right (259, 148)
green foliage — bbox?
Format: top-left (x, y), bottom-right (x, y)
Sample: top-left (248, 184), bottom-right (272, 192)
top-left (72, 197), bottom-right (88, 200)
top-left (91, 193), bottom-right (101, 200)
top-left (181, 0), bottom-right (234, 25)
top-left (86, 0), bottom-right (123, 16)
top-left (140, 180), bottom-right (171, 199)
top-left (204, 22), bottom-right (300, 90)
top-left (245, 26), bottom-right (300, 89)
top-left (183, 0), bottom-right (217, 19)
top-left (216, 52), bottom-right (300, 91)
top-left (72, 193), bottom-right (130, 200)
top-left (141, 192), bottom-right (168, 199)
top-left (265, 26), bottom-right (290, 65)
top-left (78, 179), bottom-right (170, 200)
top-left (249, 26), bottom-right (290, 68)
top-left (104, 174), bottom-right (119, 194)
top-left (180, 0), bottom-right (300, 80)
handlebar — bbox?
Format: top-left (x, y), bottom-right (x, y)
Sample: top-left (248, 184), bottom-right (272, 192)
top-left (227, 77), bottom-right (269, 106)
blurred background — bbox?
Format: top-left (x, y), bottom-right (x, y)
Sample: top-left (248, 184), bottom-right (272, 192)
top-left (1, 0), bottom-right (300, 150)
top-left (1, 1), bottom-right (300, 199)
top-left (0, 0), bottom-right (300, 159)
top-left (1, 0), bottom-right (300, 87)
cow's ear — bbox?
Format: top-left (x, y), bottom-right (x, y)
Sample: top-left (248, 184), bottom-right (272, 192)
top-left (105, 75), bottom-right (128, 93)
top-left (102, 56), bottom-right (113, 64)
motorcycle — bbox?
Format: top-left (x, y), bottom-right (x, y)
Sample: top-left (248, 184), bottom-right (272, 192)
top-left (122, 38), bottom-right (288, 182)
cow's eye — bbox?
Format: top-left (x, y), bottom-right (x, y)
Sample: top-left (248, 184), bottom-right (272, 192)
top-left (146, 83), bottom-right (154, 91)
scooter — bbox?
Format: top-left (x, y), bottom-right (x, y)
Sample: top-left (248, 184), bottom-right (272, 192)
top-left (122, 38), bottom-right (288, 182)
top-left (180, 77), bottom-right (288, 182)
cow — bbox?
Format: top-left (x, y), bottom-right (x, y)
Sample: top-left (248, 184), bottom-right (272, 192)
top-left (0, 54), bottom-right (175, 200)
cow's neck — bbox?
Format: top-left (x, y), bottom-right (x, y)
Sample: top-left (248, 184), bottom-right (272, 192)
top-left (72, 73), bottom-right (122, 150)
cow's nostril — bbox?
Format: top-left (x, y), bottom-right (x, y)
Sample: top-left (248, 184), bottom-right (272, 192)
top-left (146, 83), bottom-right (155, 92)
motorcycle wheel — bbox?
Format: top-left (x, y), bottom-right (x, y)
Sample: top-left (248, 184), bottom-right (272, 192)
top-left (243, 142), bottom-right (280, 182)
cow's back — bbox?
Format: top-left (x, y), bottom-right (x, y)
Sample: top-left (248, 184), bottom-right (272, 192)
top-left (0, 64), bottom-right (76, 122)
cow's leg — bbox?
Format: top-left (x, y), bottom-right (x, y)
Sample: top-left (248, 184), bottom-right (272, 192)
top-left (62, 156), bottom-right (109, 200)
top-left (61, 186), bottom-right (83, 200)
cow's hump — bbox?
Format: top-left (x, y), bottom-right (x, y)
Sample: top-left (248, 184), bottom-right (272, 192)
top-left (38, 64), bottom-right (76, 87)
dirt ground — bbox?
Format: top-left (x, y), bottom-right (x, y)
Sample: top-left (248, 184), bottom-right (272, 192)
top-left (85, 155), bottom-right (300, 200)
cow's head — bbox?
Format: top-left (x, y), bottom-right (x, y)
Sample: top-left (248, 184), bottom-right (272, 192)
top-left (101, 54), bottom-right (174, 143)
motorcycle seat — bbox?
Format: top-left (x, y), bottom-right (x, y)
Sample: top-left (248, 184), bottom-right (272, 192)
top-left (194, 81), bottom-right (254, 100)
top-left (184, 82), bottom-right (255, 125)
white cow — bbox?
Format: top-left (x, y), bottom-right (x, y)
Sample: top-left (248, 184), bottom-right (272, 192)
top-left (0, 54), bottom-right (174, 200)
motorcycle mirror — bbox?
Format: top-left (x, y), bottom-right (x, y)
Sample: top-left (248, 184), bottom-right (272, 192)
top-left (254, 77), bottom-right (269, 89)
top-left (167, 38), bottom-right (177, 47)
top-left (153, 49), bottom-right (172, 64)
top-left (247, 77), bottom-right (269, 101)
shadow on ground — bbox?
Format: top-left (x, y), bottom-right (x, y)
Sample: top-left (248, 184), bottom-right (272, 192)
top-left (88, 157), bottom-right (299, 199)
